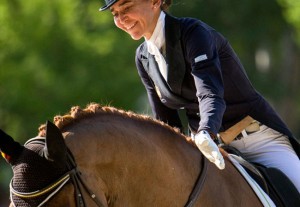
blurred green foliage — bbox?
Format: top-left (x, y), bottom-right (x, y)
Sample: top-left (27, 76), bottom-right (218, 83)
top-left (278, 0), bottom-right (300, 45)
top-left (0, 0), bottom-right (143, 140)
top-left (0, 0), bottom-right (300, 206)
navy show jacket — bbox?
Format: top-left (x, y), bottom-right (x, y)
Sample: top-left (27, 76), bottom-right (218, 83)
top-left (135, 13), bottom-right (300, 156)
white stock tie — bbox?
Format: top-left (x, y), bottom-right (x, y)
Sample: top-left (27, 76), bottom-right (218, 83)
top-left (147, 42), bottom-right (167, 81)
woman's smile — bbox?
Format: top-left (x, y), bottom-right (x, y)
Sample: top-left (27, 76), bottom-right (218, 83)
top-left (125, 21), bottom-right (137, 31)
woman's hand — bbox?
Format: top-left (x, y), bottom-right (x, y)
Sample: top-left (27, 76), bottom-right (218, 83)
top-left (194, 130), bottom-right (225, 170)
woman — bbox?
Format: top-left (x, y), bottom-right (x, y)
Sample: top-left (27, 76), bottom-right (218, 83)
top-left (100, 0), bottom-right (300, 191)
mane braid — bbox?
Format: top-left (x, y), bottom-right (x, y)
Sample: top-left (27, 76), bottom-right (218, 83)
top-left (38, 103), bottom-right (182, 137)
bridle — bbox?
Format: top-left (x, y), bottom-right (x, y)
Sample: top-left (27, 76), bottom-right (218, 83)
top-left (10, 137), bottom-right (208, 207)
top-left (9, 137), bottom-right (106, 207)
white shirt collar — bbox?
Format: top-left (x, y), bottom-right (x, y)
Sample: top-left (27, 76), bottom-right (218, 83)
top-left (146, 11), bottom-right (166, 51)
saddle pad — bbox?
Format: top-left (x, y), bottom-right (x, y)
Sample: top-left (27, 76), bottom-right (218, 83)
top-left (227, 154), bottom-right (276, 207)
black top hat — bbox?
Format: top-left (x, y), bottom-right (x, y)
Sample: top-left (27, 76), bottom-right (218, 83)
top-left (99, 0), bottom-right (118, 11)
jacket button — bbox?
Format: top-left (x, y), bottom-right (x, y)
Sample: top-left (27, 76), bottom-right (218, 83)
top-left (161, 99), bottom-right (167, 103)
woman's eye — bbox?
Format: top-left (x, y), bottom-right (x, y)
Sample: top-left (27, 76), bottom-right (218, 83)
top-left (122, 6), bottom-right (130, 14)
top-left (112, 4), bottom-right (132, 18)
top-left (120, 7), bottom-right (128, 14)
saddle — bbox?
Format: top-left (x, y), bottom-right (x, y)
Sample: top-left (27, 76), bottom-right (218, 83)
top-left (223, 146), bottom-right (300, 207)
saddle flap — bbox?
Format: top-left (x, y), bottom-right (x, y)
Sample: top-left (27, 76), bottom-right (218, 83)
top-left (223, 146), bottom-right (300, 207)
top-left (255, 165), bottom-right (300, 207)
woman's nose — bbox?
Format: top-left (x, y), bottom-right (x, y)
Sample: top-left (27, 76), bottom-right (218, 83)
top-left (118, 13), bottom-right (128, 24)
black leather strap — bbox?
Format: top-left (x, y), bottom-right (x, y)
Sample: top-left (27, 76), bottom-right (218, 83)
top-left (184, 155), bottom-right (208, 207)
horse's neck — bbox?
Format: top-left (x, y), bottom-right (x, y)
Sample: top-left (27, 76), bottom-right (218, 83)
top-left (65, 117), bottom-right (202, 206)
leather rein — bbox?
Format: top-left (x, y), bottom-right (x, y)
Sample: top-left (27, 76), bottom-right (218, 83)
top-left (185, 154), bottom-right (208, 207)
top-left (10, 137), bottom-right (207, 207)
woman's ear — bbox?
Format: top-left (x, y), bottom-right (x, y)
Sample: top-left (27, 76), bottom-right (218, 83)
top-left (152, 0), bottom-right (162, 9)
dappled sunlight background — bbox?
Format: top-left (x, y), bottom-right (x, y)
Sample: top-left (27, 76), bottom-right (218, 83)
top-left (1, 0), bottom-right (300, 205)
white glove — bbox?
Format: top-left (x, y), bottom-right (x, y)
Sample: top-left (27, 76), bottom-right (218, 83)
top-left (194, 130), bottom-right (225, 170)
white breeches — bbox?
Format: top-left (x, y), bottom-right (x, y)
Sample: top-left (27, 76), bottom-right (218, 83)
top-left (229, 124), bottom-right (300, 193)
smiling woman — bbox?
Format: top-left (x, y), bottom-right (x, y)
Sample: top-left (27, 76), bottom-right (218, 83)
top-left (99, 0), bottom-right (300, 193)
top-left (109, 0), bottom-right (161, 40)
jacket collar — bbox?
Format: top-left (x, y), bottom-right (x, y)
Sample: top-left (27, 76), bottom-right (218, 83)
top-left (140, 13), bottom-right (186, 95)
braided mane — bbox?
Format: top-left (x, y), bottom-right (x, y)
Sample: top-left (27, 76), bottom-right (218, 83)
top-left (38, 103), bottom-right (181, 137)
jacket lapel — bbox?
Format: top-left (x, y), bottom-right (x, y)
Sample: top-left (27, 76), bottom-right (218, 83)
top-left (165, 14), bottom-right (186, 95)
top-left (140, 42), bottom-right (159, 80)
top-left (140, 14), bottom-right (186, 96)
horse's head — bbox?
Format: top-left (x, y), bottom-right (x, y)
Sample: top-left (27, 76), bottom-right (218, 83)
top-left (0, 121), bottom-right (70, 206)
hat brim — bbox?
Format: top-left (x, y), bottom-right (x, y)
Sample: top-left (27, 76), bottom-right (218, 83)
top-left (99, 0), bottom-right (118, 11)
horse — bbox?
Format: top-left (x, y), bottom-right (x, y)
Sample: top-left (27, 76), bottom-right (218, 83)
top-left (0, 103), bottom-right (264, 207)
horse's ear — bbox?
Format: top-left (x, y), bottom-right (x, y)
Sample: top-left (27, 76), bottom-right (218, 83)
top-left (0, 129), bottom-right (23, 164)
top-left (43, 121), bottom-right (67, 166)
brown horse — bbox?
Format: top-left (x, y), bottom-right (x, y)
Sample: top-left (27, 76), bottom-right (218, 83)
top-left (1, 103), bottom-right (263, 207)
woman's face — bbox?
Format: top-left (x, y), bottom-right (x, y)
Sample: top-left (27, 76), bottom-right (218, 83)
top-left (110, 0), bottom-right (161, 40)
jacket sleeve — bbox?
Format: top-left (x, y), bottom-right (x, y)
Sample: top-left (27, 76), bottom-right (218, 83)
top-left (135, 49), bottom-right (183, 131)
top-left (183, 22), bottom-right (226, 134)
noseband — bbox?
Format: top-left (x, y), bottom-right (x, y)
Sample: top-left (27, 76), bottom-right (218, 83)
top-left (10, 137), bottom-right (105, 207)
